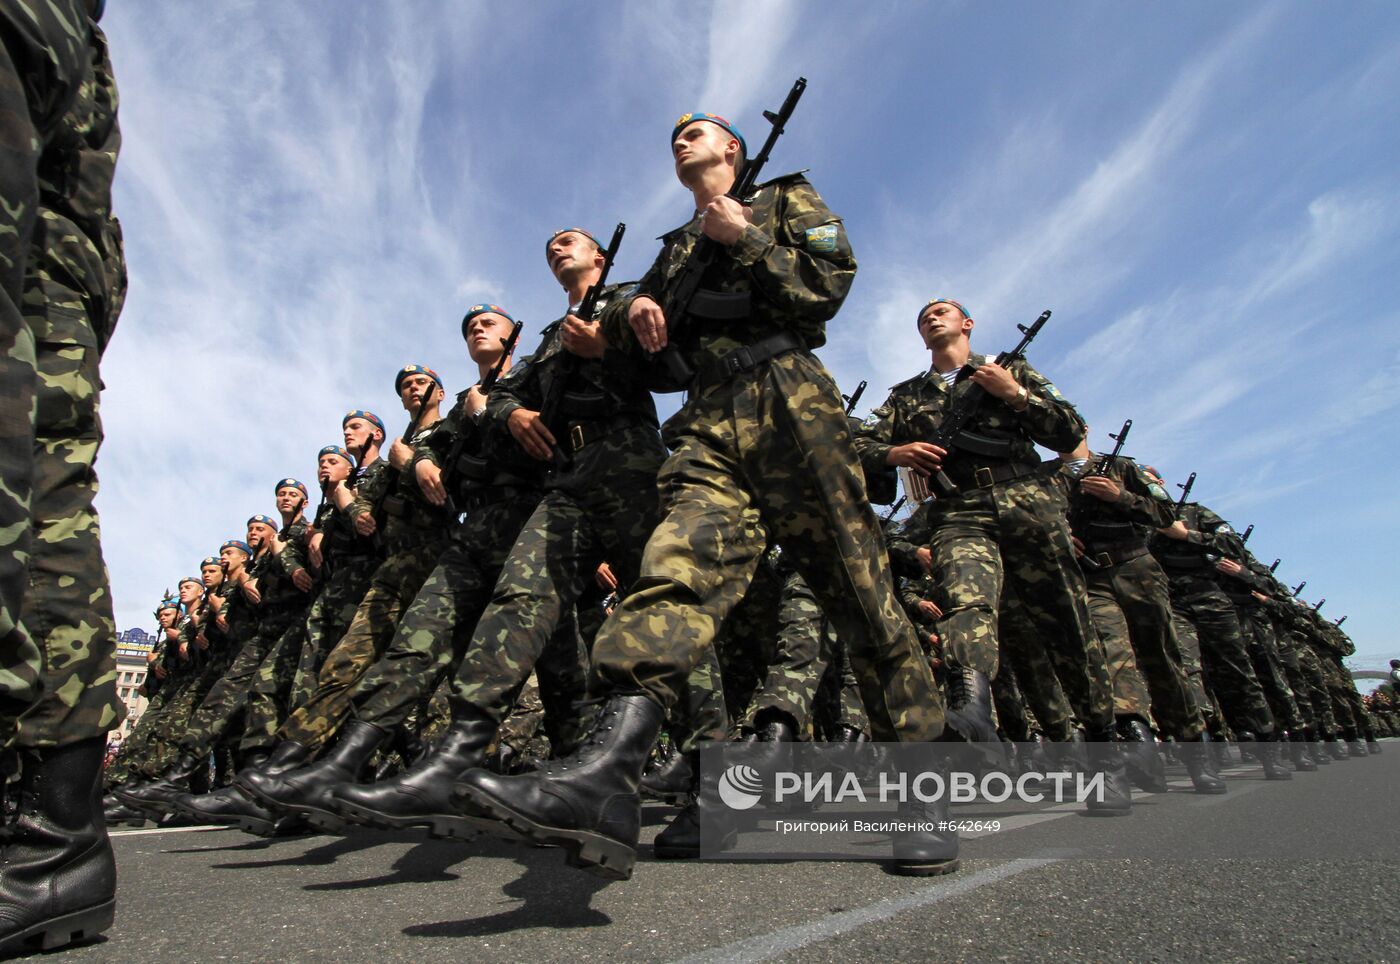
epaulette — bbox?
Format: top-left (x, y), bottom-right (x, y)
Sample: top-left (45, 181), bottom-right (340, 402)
top-left (889, 370), bottom-right (927, 392)
top-left (755, 169), bottom-right (811, 190)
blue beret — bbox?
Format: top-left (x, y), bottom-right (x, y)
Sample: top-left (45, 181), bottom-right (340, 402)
top-left (246, 514), bottom-right (278, 530)
top-left (342, 410), bottom-right (385, 436)
top-left (546, 228), bottom-right (603, 253)
top-left (672, 112), bottom-right (747, 155)
top-left (200, 557), bottom-right (221, 569)
top-left (275, 478), bottom-right (308, 499)
top-left (395, 365), bottom-right (443, 395)
top-left (221, 539), bottom-right (253, 556)
top-left (318, 445), bottom-right (355, 466)
top-left (918, 298), bottom-right (971, 324)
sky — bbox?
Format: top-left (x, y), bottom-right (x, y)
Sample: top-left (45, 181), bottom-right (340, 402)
top-left (94, 1), bottom-right (1400, 668)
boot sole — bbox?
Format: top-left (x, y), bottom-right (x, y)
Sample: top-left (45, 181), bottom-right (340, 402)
top-left (454, 786), bottom-right (636, 881)
top-left (0, 898), bottom-right (115, 955)
top-left (887, 857), bottom-right (961, 877)
top-left (331, 797), bottom-right (486, 841)
top-left (1085, 805), bottom-right (1132, 817)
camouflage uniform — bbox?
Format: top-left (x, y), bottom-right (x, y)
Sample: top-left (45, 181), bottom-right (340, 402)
top-left (595, 173), bottom-right (942, 742)
top-left (1068, 455), bottom-right (1205, 740)
top-left (448, 287), bottom-right (667, 740)
top-left (1152, 504), bottom-right (1276, 737)
top-left (1, 11), bottom-right (124, 748)
top-left (277, 423), bottom-right (452, 750)
top-left (854, 352), bottom-right (1114, 737)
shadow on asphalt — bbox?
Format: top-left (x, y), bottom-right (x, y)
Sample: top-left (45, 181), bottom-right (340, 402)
top-left (304, 839), bottom-right (473, 890)
top-left (400, 851), bottom-right (614, 938)
top-left (209, 830), bottom-right (418, 870)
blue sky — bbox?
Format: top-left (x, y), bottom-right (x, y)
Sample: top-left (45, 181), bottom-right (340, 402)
top-left (95, 2), bottom-right (1399, 667)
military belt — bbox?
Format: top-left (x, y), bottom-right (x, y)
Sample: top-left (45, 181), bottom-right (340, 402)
top-left (691, 331), bottom-right (805, 395)
top-left (381, 494), bottom-right (453, 530)
top-left (565, 414), bottom-right (650, 453)
top-left (1086, 544), bottom-right (1151, 568)
top-left (942, 459), bottom-right (1039, 491)
top-left (458, 485), bottom-right (539, 513)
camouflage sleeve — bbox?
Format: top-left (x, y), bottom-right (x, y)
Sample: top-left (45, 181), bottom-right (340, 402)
top-left (1110, 459), bottom-right (1176, 528)
top-left (1009, 359), bottom-right (1086, 453)
top-left (851, 390), bottom-right (899, 481)
top-left (348, 460), bottom-right (390, 521)
top-left (412, 402), bottom-right (465, 471)
top-left (728, 178), bottom-right (856, 329)
top-left (490, 335), bottom-right (551, 425)
top-left (1187, 505), bottom-right (1243, 557)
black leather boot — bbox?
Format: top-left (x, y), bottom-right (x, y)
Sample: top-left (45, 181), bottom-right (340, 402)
top-left (329, 711), bottom-right (496, 840)
top-left (0, 739), bottom-right (116, 956)
top-left (1345, 729), bottom-right (1368, 757)
top-left (169, 784), bottom-right (308, 837)
top-left (102, 797), bottom-right (147, 826)
top-left (1288, 733), bottom-right (1317, 772)
top-left (1181, 734), bottom-right (1227, 794)
top-left (944, 665), bottom-right (999, 745)
top-left (833, 723), bottom-right (868, 743)
top-left (640, 742), bottom-right (695, 804)
top-left (1257, 732), bottom-right (1293, 780)
top-left (1084, 737), bottom-right (1132, 815)
top-left (113, 751), bottom-right (204, 816)
top-left (1324, 737), bottom-right (1348, 761)
top-left (240, 740), bottom-right (312, 782)
top-left (451, 693), bottom-right (664, 880)
top-left (240, 720), bottom-right (391, 831)
top-left (887, 757), bottom-right (960, 877)
top-left (1118, 718), bottom-right (1168, 793)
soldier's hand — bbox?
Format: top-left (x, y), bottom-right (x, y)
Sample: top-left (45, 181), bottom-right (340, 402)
top-left (208, 594), bottom-right (224, 613)
top-left (1071, 534), bottom-right (1086, 557)
top-left (595, 562), bottom-right (618, 592)
top-left (1252, 590), bottom-right (1270, 603)
top-left (388, 437), bottom-right (415, 470)
top-left (1079, 475), bottom-right (1122, 502)
top-left (165, 626), bottom-right (180, 641)
top-left (308, 532), bottom-right (325, 571)
top-left (416, 459), bottom-right (447, 506)
top-left (154, 664), bottom-right (167, 680)
top-left (508, 408), bottom-right (557, 462)
top-left (699, 195), bottom-right (751, 245)
top-left (291, 567), bottom-right (314, 593)
top-left (464, 385), bottom-right (489, 419)
top-left (1215, 558), bottom-right (1244, 576)
top-left (215, 614), bottom-right (229, 632)
top-left (885, 442), bottom-right (946, 475)
top-left (916, 546), bottom-right (933, 574)
top-left (562, 315), bottom-right (607, 359)
top-left (179, 642), bottom-right (189, 659)
top-left (969, 362), bottom-right (1024, 404)
top-left (917, 599), bottom-right (943, 621)
top-left (628, 295), bottom-right (668, 352)
top-left (196, 632), bottom-right (209, 650)
top-left (242, 582), bottom-right (262, 605)
top-left (1158, 520), bottom-right (1190, 541)
top-left (353, 511), bottom-right (377, 537)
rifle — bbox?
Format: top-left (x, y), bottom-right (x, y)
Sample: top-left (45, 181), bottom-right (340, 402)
top-left (435, 319), bottom-right (525, 505)
top-left (652, 77), bottom-right (807, 388)
top-left (881, 495), bottom-right (907, 523)
top-left (1240, 524), bottom-right (1254, 545)
top-left (1292, 580), bottom-right (1306, 597)
top-left (1313, 598), bottom-right (1325, 612)
top-left (1091, 418), bottom-right (1132, 476)
top-left (843, 380), bottom-right (867, 417)
top-left (376, 376), bottom-right (445, 533)
top-left (1269, 558), bottom-right (1280, 573)
top-left (925, 309), bottom-right (1053, 497)
top-left (538, 222), bottom-right (626, 467)
top-left (1335, 615), bottom-right (1346, 626)
top-left (1174, 472), bottom-right (1196, 512)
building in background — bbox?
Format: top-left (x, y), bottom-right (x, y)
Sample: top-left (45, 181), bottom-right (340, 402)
top-left (113, 634), bottom-right (157, 741)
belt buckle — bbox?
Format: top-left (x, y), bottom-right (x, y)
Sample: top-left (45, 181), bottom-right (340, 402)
top-left (723, 347), bottom-right (753, 375)
top-left (974, 466), bottom-right (995, 488)
top-left (570, 424), bottom-right (587, 452)
top-left (1094, 552), bottom-right (1113, 568)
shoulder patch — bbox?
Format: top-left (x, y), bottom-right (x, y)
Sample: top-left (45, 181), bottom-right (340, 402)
top-left (1041, 381), bottom-right (1068, 402)
top-left (805, 223), bottom-right (839, 253)
top-left (1147, 483), bottom-right (1170, 502)
top-left (861, 412), bottom-right (881, 429)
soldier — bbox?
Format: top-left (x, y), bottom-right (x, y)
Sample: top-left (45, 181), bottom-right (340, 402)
top-left (1152, 496), bottom-right (1292, 778)
top-left (0, 2), bottom-right (125, 951)
top-left (853, 297), bottom-right (1131, 813)
top-left (452, 110), bottom-right (955, 880)
top-left (172, 372), bottom-right (452, 833)
top-left (1065, 438), bottom-right (1224, 793)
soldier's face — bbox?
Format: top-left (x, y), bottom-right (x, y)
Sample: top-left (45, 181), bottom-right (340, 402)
top-left (547, 233), bottom-right (603, 282)
top-left (275, 487), bottom-right (304, 516)
top-left (158, 608), bottom-right (178, 628)
top-left (178, 582), bottom-right (201, 605)
top-left (318, 454), bottom-right (351, 485)
top-left (465, 312), bottom-right (514, 366)
top-left (343, 418), bottom-right (381, 454)
top-left (201, 565), bottom-right (222, 587)
top-left (917, 302), bottom-right (973, 349)
top-left (672, 122), bottom-right (738, 180)
top-left (247, 522), bottom-right (275, 546)
top-left (399, 375), bottom-right (438, 413)
top-left (220, 547), bottom-right (247, 572)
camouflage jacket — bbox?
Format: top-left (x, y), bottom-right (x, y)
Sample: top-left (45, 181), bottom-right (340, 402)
top-left (351, 422), bottom-right (454, 544)
top-left (417, 390), bottom-right (543, 506)
top-left (602, 172), bottom-right (855, 376)
top-left (853, 353), bottom-right (1085, 483)
top-left (249, 518), bottom-right (313, 612)
top-left (1151, 502), bottom-right (1244, 581)
top-left (1068, 455), bottom-right (1175, 552)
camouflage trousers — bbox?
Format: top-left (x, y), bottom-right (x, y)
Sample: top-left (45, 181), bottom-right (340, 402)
top-left (1086, 553), bottom-right (1204, 740)
top-left (990, 661), bottom-right (1034, 741)
top-left (1168, 608), bottom-right (1219, 728)
top-left (0, 0), bottom-right (92, 741)
top-left (178, 607), bottom-right (302, 757)
top-left (1271, 629), bottom-right (1315, 732)
top-left (812, 622), bottom-right (871, 740)
top-left (237, 614), bottom-right (311, 757)
top-left (924, 475), bottom-right (1113, 738)
top-left (290, 553), bottom-right (378, 710)
top-left (137, 646), bottom-right (234, 777)
top-left (998, 589), bottom-right (1085, 740)
top-left (713, 549), bottom-right (784, 726)
top-left (278, 527), bottom-right (448, 750)
top-left (1237, 607), bottom-right (1302, 733)
top-left (591, 351), bottom-right (942, 743)
top-left (1166, 577), bottom-right (1275, 736)
top-left (1294, 642), bottom-right (1335, 737)
top-left (1316, 652), bottom-right (1358, 736)
top-left (451, 428), bottom-right (664, 735)
top-left (735, 563), bottom-right (823, 736)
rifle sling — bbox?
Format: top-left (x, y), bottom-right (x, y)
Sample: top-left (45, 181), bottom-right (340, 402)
top-left (691, 331), bottom-right (804, 395)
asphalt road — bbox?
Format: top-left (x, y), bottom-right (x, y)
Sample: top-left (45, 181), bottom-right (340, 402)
top-left (66, 742), bottom-right (1398, 963)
